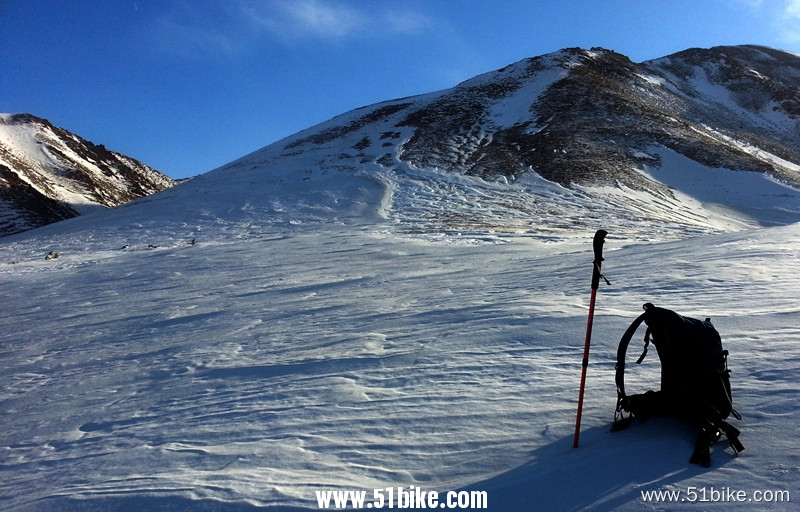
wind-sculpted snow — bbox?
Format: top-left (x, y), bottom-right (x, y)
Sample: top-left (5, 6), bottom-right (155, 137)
top-left (2, 211), bottom-right (800, 510)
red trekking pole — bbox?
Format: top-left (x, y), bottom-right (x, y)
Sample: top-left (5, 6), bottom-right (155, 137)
top-left (573, 229), bottom-right (609, 448)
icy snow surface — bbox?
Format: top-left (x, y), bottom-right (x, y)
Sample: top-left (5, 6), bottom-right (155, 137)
top-left (2, 153), bottom-right (800, 511)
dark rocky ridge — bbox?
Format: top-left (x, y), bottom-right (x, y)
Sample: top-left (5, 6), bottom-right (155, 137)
top-left (393, 46), bottom-right (800, 188)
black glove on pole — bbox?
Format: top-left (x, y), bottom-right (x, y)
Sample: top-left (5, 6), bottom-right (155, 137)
top-left (573, 229), bottom-right (609, 448)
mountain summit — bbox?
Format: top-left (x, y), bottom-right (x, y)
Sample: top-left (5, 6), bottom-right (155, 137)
top-left (174, 44), bottom-right (798, 241)
top-left (0, 113), bottom-right (176, 237)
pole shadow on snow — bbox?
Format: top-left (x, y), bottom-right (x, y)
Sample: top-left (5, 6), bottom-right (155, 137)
top-left (457, 420), bottom-right (738, 512)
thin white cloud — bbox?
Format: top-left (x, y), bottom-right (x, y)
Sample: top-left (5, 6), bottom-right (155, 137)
top-left (240, 0), bottom-right (434, 41)
top-left (149, 3), bottom-right (247, 59)
top-left (244, 0), bottom-right (367, 39)
top-left (776, 0), bottom-right (800, 46)
top-left (147, 1), bottom-right (439, 59)
top-left (382, 8), bottom-right (436, 35)
top-left (733, 0), bottom-right (800, 48)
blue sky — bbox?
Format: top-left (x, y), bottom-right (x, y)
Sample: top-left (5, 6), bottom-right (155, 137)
top-left (3, 1), bottom-right (800, 179)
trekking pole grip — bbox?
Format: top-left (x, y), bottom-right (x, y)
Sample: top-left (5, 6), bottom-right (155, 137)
top-left (591, 229), bottom-right (608, 290)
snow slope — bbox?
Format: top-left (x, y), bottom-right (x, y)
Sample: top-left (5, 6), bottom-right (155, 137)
top-left (2, 154), bottom-right (799, 510)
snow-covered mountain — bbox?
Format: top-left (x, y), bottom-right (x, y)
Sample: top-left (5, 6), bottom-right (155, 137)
top-left (0, 113), bottom-right (176, 237)
top-left (129, 44), bottom-right (800, 243)
top-left (2, 46), bottom-right (800, 511)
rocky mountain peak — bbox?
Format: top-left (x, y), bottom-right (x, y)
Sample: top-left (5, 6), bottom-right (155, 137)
top-left (277, 44), bottom-right (799, 191)
top-left (216, 45), bottom-right (799, 239)
top-left (0, 113), bottom-right (176, 237)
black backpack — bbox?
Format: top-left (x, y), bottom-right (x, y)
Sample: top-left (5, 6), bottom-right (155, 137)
top-left (612, 303), bottom-right (744, 466)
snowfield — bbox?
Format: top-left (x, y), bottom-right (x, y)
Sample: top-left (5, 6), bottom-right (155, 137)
top-left (2, 151), bottom-right (800, 511)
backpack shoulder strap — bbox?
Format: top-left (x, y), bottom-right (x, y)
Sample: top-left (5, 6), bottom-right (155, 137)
top-left (614, 309), bottom-right (649, 399)
top-left (612, 303), bottom-right (659, 431)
